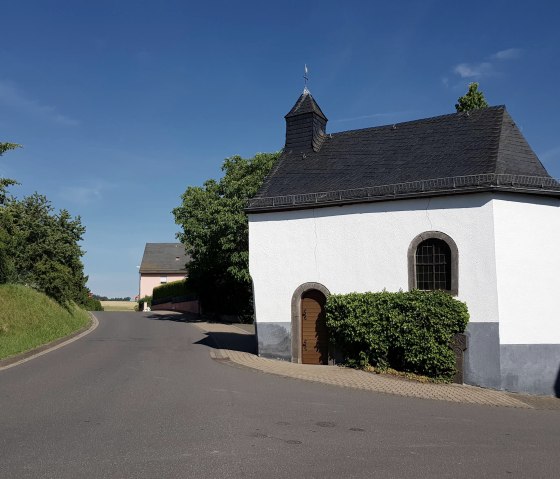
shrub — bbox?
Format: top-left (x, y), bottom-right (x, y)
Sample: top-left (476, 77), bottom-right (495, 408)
top-left (325, 290), bottom-right (469, 381)
top-left (0, 228), bottom-right (15, 284)
top-left (152, 279), bottom-right (195, 304)
top-left (81, 296), bottom-right (103, 311)
top-left (138, 295), bottom-right (152, 310)
top-left (33, 259), bottom-right (73, 304)
top-left (0, 247), bottom-right (15, 284)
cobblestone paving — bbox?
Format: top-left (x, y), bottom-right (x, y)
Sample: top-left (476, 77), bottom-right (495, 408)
top-left (211, 349), bottom-right (531, 408)
top-left (195, 321), bottom-right (560, 410)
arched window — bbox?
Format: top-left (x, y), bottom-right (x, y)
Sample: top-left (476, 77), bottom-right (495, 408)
top-left (408, 232), bottom-right (458, 295)
top-left (415, 239), bottom-right (451, 291)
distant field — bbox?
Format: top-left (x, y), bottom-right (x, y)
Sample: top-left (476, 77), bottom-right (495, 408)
top-left (100, 301), bottom-right (137, 311)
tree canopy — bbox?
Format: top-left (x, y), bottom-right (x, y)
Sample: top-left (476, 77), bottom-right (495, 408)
top-left (0, 142), bottom-right (21, 156)
top-left (455, 82), bottom-right (489, 112)
top-left (0, 142), bottom-right (21, 205)
top-left (0, 142), bottom-right (90, 305)
top-left (173, 152), bottom-right (279, 316)
top-left (1, 193), bottom-right (88, 303)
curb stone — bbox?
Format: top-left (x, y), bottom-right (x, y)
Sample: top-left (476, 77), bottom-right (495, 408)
top-left (196, 321), bottom-right (560, 410)
top-left (212, 348), bottom-right (531, 409)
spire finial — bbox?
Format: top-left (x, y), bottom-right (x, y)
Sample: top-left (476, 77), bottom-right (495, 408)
top-left (303, 64), bottom-right (309, 94)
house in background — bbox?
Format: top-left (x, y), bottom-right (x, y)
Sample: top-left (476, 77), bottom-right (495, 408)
top-left (139, 243), bottom-right (189, 298)
top-left (247, 89), bottom-right (560, 396)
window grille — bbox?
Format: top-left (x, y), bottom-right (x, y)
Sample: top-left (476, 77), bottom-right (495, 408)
top-left (415, 239), bottom-right (451, 291)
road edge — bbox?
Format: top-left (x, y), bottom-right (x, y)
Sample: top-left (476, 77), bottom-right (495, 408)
top-left (0, 312), bottom-right (100, 372)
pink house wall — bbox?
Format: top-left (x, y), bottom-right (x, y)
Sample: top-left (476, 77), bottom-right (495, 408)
top-left (140, 274), bottom-right (186, 298)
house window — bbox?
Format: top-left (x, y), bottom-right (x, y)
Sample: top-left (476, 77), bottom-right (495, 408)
top-left (415, 239), bottom-right (451, 291)
top-left (160, 276), bottom-right (168, 284)
top-left (408, 231), bottom-right (458, 295)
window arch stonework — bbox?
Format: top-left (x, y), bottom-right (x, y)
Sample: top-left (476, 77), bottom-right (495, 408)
top-left (407, 231), bottom-right (458, 296)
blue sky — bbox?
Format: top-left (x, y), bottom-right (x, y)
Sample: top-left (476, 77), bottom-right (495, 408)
top-left (1, 1), bottom-right (559, 298)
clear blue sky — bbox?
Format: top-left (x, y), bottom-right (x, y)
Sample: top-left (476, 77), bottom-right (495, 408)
top-left (1, 1), bottom-right (559, 298)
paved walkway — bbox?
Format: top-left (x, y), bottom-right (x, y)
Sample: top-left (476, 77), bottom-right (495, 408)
top-left (194, 321), bottom-right (560, 410)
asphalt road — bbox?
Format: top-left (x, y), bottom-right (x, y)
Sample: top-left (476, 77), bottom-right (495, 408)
top-left (1, 312), bottom-right (559, 479)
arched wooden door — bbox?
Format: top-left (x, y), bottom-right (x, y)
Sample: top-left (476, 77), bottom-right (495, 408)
top-left (301, 290), bottom-right (328, 365)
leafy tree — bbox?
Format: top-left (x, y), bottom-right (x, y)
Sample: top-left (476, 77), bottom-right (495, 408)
top-left (0, 226), bottom-right (15, 283)
top-left (0, 143), bottom-right (21, 205)
top-left (0, 143), bottom-right (21, 156)
top-left (455, 82), bottom-right (489, 112)
top-left (1, 193), bottom-right (89, 304)
top-left (0, 142), bottom-right (21, 281)
top-left (0, 141), bottom-right (89, 305)
top-left (173, 152), bottom-right (279, 316)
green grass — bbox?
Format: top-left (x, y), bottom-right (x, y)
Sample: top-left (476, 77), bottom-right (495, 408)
top-left (100, 300), bottom-right (137, 311)
top-left (0, 284), bottom-right (90, 360)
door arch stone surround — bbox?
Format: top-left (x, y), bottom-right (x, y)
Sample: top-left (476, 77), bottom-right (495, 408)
top-left (291, 282), bottom-right (330, 363)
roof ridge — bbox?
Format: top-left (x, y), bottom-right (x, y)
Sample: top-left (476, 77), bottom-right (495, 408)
top-left (249, 101), bottom-right (557, 211)
top-left (328, 105), bottom-right (506, 137)
top-left (145, 242), bottom-right (182, 245)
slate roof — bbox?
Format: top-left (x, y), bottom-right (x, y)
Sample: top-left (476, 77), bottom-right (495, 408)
top-left (285, 91), bottom-right (328, 120)
top-left (248, 104), bottom-right (559, 212)
top-left (139, 243), bottom-right (190, 274)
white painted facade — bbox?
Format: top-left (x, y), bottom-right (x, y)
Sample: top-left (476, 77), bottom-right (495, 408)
top-left (249, 192), bottom-right (560, 394)
top-left (250, 193), bottom-right (501, 326)
top-left (492, 194), bottom-right (560, 344)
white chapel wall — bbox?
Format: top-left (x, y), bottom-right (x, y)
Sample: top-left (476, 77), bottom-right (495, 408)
top-left (492, 194), bottom-right (560, 345)
top-left (249, 192), bottom-right (499, 327)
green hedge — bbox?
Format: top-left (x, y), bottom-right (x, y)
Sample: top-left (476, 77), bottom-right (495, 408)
top-left (81, 296), bottom-right (103, 311)
top-left (137, 295), bottom-right (152, 310)
top-left (325, 290), bottom-right (469, 382)
top-left (152, 279), bottom-right (194, 303)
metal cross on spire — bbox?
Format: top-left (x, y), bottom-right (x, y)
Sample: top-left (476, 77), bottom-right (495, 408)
top-left (303, 64), bottom-right (310, 94)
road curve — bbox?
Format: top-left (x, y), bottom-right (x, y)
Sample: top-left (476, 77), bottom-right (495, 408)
top-left (1, 311), bottom-right (559, 479)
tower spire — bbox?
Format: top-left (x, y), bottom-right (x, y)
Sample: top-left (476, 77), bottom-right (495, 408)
top-left (285, 81), bottom-right (328, 153)
top-left (303, 64), bottom-right (309, 94)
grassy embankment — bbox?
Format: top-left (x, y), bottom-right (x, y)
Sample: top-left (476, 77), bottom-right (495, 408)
top-left (0, 284), bottom-right (90, 360)
top-left (100, 301), bottom-right (137, 311)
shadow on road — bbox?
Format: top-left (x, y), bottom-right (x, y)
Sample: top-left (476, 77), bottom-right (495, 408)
top-left (144, 311), bottom-right (257, 355)
top-left (144, 312), bottom-right (203, 323)
top-left (554, 364), bottom-right (560, 398)
top-left (195, 332), bottom-right (257, 354)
